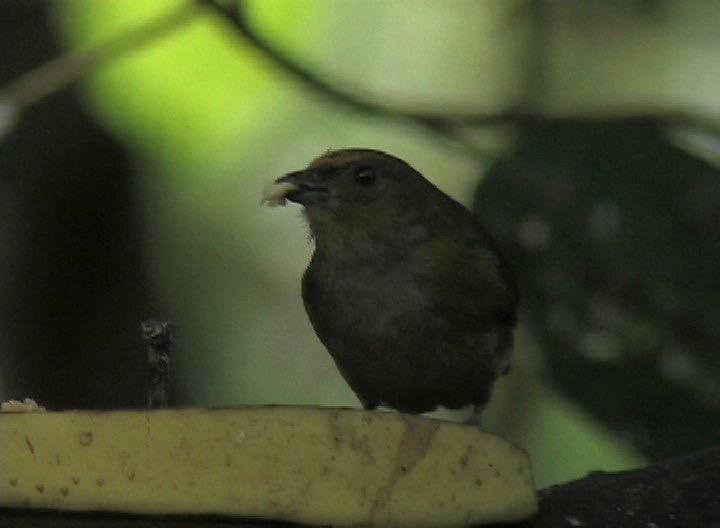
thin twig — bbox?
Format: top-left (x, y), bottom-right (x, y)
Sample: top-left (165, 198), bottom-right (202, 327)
top-left (0, 1), bottom-right (204, 138)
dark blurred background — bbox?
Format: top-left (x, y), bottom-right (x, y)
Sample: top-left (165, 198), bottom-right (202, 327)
top-left (1, 0), bottom-right (718, 487)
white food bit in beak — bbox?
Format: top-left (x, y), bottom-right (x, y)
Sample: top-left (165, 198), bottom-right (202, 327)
top-left (262, 181), bottom-right (299, 207)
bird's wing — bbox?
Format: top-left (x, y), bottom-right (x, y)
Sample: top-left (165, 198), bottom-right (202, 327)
top-left (417, 234), bottom-right (518, 330)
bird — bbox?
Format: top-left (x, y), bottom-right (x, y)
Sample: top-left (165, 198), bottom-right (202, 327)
top-left (265, 148), bottom-right (519, 421)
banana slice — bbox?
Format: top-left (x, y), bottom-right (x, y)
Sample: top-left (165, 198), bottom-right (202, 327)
top-left (0, 407), bottom-right (536, 526)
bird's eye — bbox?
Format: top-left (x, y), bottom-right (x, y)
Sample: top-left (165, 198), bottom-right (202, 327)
top-left (354, 166), bottom-right (376, 186)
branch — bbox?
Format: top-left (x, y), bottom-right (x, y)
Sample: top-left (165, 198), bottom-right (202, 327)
top-left (0, 1), bottom-right (204, 138)
top-left (205, 0), bottom-right (720, 156)
top-left (204, 0), bottom-right (507, 157)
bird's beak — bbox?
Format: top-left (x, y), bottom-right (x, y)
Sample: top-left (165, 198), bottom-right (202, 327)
top-left (275, 170), bottom-right (329, 206)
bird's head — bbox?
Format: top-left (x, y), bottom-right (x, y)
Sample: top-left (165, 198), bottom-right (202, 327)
top-left (270, 149), bottom-right (444, 247)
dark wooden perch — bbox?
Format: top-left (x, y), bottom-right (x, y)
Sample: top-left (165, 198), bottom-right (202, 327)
top-left (1, 445), bottom-right (718, 527)
top-left (515, 445), bottom-right (720, 528)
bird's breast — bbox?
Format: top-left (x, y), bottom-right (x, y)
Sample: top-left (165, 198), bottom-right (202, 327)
top-left (302, 255), bottom-right (428, 345)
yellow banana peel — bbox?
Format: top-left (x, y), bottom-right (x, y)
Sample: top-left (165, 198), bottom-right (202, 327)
top-left (0, 407), bottom-right (536, 526)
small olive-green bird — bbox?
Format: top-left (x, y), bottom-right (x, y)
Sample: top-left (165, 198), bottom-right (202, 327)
top-left (270, 149), bottom-right (519, 420)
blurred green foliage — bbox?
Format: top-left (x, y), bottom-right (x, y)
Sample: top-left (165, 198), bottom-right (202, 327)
top-left (476, 118), bottom-right (720, 460)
